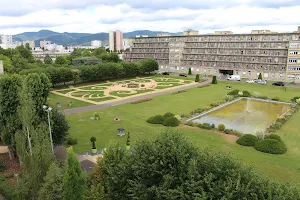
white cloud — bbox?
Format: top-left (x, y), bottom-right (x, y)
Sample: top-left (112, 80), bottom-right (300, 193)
top-left (0, 1), bottom-right (299, 35)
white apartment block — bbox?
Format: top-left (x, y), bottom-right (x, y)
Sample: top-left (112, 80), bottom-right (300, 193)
top-left (0, 60), bottom-right (3, 75)
top-left (109, 30), bottom-right (123, 52)
top-left (91, 40), bottom-right (102, 47)
top-left (22, 40), bottom-right (35, 49)
top-left (40, 40), bottom-right (51, 49)
top-left (0, 35), bottom-right (13, 44)
top-left (124, 26), bottom-right (300, 82)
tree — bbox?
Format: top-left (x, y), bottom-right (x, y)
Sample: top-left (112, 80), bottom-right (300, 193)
top-left (195, 74), bottom-right (200, 82)
top-left (11, 54), bottom-right (29, 73)
top-left (139, 58), bottom-right (159, 74)
top-left (93, 48), bottom-right (106, 58)
top-left (258, 72), bottom-right (262, 80)
top-left (38, 161), bottom-right (64, 200)
top-left (212, 75), bottom-right (217, 84)
top-left (51, 109), bottom-right (69, 146)
top-left (126, 132), bottom-right (130, 146)
top-left (44, 54), bottom-right (53, 64)
top-left (63, 147), bottom-right (86, 200)
top-left (188, 67), bottom-right (192, 75)
top-left (100, 52), bottom-right (120, 63)
top-left (0, 54), bottom-right (13, 72)
top-left (90, 137), bottom-right (97, 149)
top-left (15, 45), bottom-right (34, 63)
top-left (55, 56), bottom-right (69, 66)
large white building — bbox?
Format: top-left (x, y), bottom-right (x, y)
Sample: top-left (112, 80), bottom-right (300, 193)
top-left (0, 35), bottom-right (13, 44)
top-left (91, 40), bottom-right (102, 47)
top-left (22, 40), bottom-right (35, 49)
top-left (40, 40), bottom-right (51, 49)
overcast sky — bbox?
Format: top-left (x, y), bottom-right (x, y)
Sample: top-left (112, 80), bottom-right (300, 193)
top-left (0, 0), bottom-right (300, 34)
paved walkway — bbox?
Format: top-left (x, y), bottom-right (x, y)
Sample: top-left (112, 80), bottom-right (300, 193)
top-left (63, 79), bottom-right (211, 114)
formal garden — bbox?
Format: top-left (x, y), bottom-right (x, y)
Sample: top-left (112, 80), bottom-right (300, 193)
top-left (66, 81), bottom-right (300, 183)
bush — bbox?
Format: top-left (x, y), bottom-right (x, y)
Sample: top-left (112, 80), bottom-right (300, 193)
top-left (195, 74), bottom-right (200, 82)
top-left (258, 73), bottom-right (262, 80)
top-left (258, 96), bottom-right (268, 99)
top-left (163, 117), bottom-right (180, 127)
top-left (197, 123), bottom-right (212, 130)
top-left (211, 75), bottom-right (217, 84)
top-left (141, 84), bottom-right (145, 87)
top-left (218, 124), bottom-right (225, 131)
top-left (254, 139), bottom-right (287, 154)
top-left (0, 160), bottom-right (5, 172)
top-left (224, 129), bottom-right (242, 137)
top-left (272, 96), bottom-right (280, 101)
top-left (211, 124), bottom-right (215, 129)
top-left (236, 134), bottom-right (258, 146)
top-left (242, 91), bottom-right (251, 97)
top-left (147, 115), bottom-right (165, 124)
top-left (185, 121), bottom-right (196, 127)
top-left (265, 134), bottom-right (282, 142)
top-left (171, 90), bottom-right (186, 95)
top-left (227, 89), bottom-right (239, 96)
top-left (66, 137), bottom-right (78, 145)
top-left (291, 96), bottom-right (300, 102)
top-left (225, 95), bottom-right (234, 102)
top-left (188, 68), bottom-right (192, 75)
top-left (131, 98), bottom-right (152, 104)
top-left (163, 112), bottom-right (175, 118)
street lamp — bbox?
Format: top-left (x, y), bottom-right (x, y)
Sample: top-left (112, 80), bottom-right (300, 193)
top-left (43, 105), bottom-right (54, 153)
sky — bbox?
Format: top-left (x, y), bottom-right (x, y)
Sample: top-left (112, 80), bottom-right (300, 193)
top-left (0, 0), bottom-right (300, 35)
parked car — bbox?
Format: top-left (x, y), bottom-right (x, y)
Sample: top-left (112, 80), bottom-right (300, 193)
top-left (161, 72), bottom-right (170, 75)
top-left (246, 79), bottom-right (255, 83)
top-left (256, 79), bottom-right (267, 85)
top-left (272, 81), bottom-right (285, 86)
top-left (179, 73), bottom-right (187, 77)
top-left (227, 75), bottom-right (241, 81)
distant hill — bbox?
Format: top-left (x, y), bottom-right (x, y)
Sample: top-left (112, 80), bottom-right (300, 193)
top-left (12, 30), bottom-right (182, 46)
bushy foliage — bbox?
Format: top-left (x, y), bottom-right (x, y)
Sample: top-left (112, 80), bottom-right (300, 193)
top-left (195, 74), bottom-right (200, 82)
top-left (0, 160), bottom-right (5, 172)
top-left (218, 124), bottom-right (226, 131)
top-left (146, 115), bottom-right (165, 124)
top-left (131, 98), bottom-right (152, 104)
top-left (291, 96), bottom-right (300, 102)
top-left (225, 95), bottom-right (234, 101)
top-left (254, 139), bottom-right (287, 154)
top-left (163, 117), bottom-right (180, 127)
top-left (211, 75), bottom-right (217, 84)
top-left (236, 134), bottom-right (258, 146)
top-left (258, 73), bottom-right (262, 80)
top-left (265, 134), bottom-right (282, 142)
top-left (51, 109), bottom-right (70, 146)
top-left (197, 123), bottom-right (212, 130)
top-left (188, 68), bottom-right (192, 75)
top-left (242, 90), bottom-right (252, 97)
top-left (163, 112), bottom-right (175, 118)
top-left (138, 58), bottom-right (159, 74)
top-left (227, 89), bottom-right (239, 96)
top-left (66, 137), bottom-right (78, 145)
top-left (272, 96), bottom-right (280, 101)
top-left (224, 129), bottom-right (242, 137)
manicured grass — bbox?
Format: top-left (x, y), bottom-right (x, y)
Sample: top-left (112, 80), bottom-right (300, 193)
top-left (78, 86), bottom-right (107, 90)
top-left (48, 93), bottom-right (92, 110)
top-left (55, 89), bottom-right (76, 94)
top-left (67, 81), bottom-right (300, 183)
top-left (156, 83), bottom-right (184, 89)
top-left (72, 91), bottom-right (105, 97)
top-left (110, 89), bottom-right (154, 97)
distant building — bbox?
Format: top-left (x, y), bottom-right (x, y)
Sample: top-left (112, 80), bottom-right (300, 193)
top-left (109, 30), bottom-right (123, 52)
top-left (123, 38), bottom-right (133, 50)
top-left (40, 40), bottom-right (51, 49)
top-left (22, 40), bottom-right (35, 49)
top-left (157, 33), bottom-right (171, 37)
top-left (135, 35), bottom-right (148, 38)
top-left (0, 35), bottom-right (12, 44)
top-left (0, 60), bottom-right (3, 75)
top-left (183, 30), bottom-right (199, 36)
top-left (214, 31), bottom-right (233, 35)
top-left (91, 40), bottom-right (102, 47)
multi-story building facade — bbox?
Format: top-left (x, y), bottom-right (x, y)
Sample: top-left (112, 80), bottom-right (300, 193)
top-left (109, 30), bottom-right (123, 52)
top-left (0, 35), bottom-right (12, 44)
top-left (124, 26), bottom-right (300, 82)
top-left (91, 40), bottom-right (102, 47)
top-left (22, 40), bottom-right (35, 49)
top-left (40, 40), bottom-right (51, 49)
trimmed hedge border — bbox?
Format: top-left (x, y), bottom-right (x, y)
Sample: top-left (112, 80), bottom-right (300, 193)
top-left (254, 139), bottom-right (287, 154)
top-left (236, 134), bottom-right (258, 146)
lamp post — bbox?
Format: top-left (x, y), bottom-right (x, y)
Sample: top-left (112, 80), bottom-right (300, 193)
top-left (43, 105), bottom-right (54, 153)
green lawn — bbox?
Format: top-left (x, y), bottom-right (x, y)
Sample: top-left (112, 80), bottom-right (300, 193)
top-left (67, 81), bottom-right (300, 183)
top-left (48, 93), bottom-right (92, 110)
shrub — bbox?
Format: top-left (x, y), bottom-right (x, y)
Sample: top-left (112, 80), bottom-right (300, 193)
top-left (211, 76), bottom-right (217, 84)
top-left (265, 134), bottom-right (282, 142)
top-left (254, 139), bottom-right (287, 154)
top-left (272, 96), bottom-right (280, 101)
top-left (66, 137), bottom-right (77, 145)
top-left (171, 90), bottom-right (186, 95)
top-left (258, 73), bottom-right (262, 80)
top-left (259, 96), bottom-right (268, 99)
top-left (242, 91), bottom-right (251, 97)
top-left (195, 74), bottom-right (200, 82)
top-left (163, 112), bottom-right (175, 118)
top-left (147, 115), bottom-right (165, 124)
top-left (224, 129), bottom-right (242, 137)
top-left (291, 96), bottom-right (300, 102)
top-left (197, 123), bottom-right (212, 130)
top-left (131, 98), bottom-right (152, 104)
top-left (236, 134), bottom-right (258, 146)
top-left (141, 84), bottom-right (145, 87)
top-left (0, 160), bottom-right (5, 172)
top-left (185, 121), bottom-right (196, 126)
top-left (238, 91), bottom-right (243, 96)
top-left (225, 95), bottom-right (234, 102)
top-left (218, 124), bottom-right (225, 131)
top-left (188, 68), bottom-right (192, 75)
top-left (163, 117), bottom-right (180, 127)
top-left (227, 89), bottom-right (239, 96)
top-left (211, 124), bottom-right (215, 129)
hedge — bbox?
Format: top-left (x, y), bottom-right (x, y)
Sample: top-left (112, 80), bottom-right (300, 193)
top-left (254, 139), bottom-right (287, 154)
top-left (265, 134), bottom-right (282, 142)
top-left (197, 123), bottom-right (212, 130)
top-left (227, 90), bottom-right (239, 96)
top-left (163, 117), bottom-right (180, 127)
top-left (218, 124), bottom-right (225, 131)
top-left (147, 115), bottom-right (165, 124)
top-left (163, 112), bottom-right (175, 118)
top-left (242, 91), bottom-right (252, 97)
top-left (211, 76), bottom-right (217, 84)
top-left (236, 134), bottom-right (258, 146)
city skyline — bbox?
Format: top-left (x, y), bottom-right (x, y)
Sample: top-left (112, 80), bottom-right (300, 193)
top-left (0, 0), bottom-right (300, 35)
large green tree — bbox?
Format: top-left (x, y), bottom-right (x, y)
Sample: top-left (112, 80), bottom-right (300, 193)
top-left (139, 58), bottom-right (159, 74)
top-left (0, 54), bottom-right (13, 72)
top-left (51, 109), bottom-right (69, 146)
top-left (63, 147), bottom-right (86, 200)
top-left (15, 45), bottom-right (34, 63)
top-left (55, 56), bottom-right (69, 66)
top-left (44, 54), bottom-right (53, 64)
top-left (100, 52), bottom-right (120, 63)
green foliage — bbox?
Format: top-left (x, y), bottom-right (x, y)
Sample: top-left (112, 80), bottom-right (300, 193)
top-left (188, 67), bottom-right (192, 75)
top-left (51, 109), bottom-right (70, 146)
top-left (146, 115), bottom-right (165, 124)
top-left (265, 134), bottom-right (282, 142)
top-left (38, 161), bottom-right (64, 200)
top-left (227, 89), bottom-right (239, 96)
top-left (195, 74), bottom-right (200, 82)
top-left (224, 129), bottom-right (242, 136)
top-left (90, 137), bottom-right (97, 149)
top-left (0, 54), bottom-right (13, 72)
top-left (236, 134), bottom-right (259, 146)
top-left (126, 132), bottom-right (130, 146)
top-left (44, 54), bottom-right (53, 64)
top-left (197, 123), bottom-right (212, 130)
top-left (254, 139), bottom-right (287, 154)
top-left (242, 90), bottom-right (252, 97)
top-left (218, 124), bottom-right (225, 131)
top-left (272, 96), bottom-right (280, 101)
top-left (163, 117), bottom-right (180, 127)
top-left (291, 96), bottom-right (300, 102)
top-left (67, 137), bottom-right (78, 145)
top-left (163, 112), bottom-right (175, 118)
top-left (212, 75), bottom-right (217, 84)
top-left (55, 56), bottom-right (69, 66)
top-left (225, 95), bottom-right (234, 101)
top-left (138, 58), bottom-right (159, 74)
top-left (72, 56), bottom-right (102, 67)
top-left (63, 147), bottom-right (86, 200)
top-left (121, 62), bottom-right (142, 77)
top-left (0, 160), bottom-right (5, 172)
top-left (258, 73), bottom-right (262, 80)
top-left (101, 52), bottom-right (120, 63)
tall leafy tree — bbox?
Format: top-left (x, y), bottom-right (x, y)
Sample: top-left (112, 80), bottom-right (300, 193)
top-left (139, 58), bottom-right (159, 74)
top-left (55, 56), bottom-right (69, 66)
top-left (15, 45), bottom-right (34, 63)
top-left (51, 109), bottom-right (69, 146)
top-left (0, 54), bottom-right (13, 72)
top-left (44, 54), bottom-right (53, 64)
top-left (63, 147), bottom-right (86, 200)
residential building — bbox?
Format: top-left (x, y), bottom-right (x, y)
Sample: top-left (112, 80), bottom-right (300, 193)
top-left (0, 60), bottom-right (3, 75)
top-left (91, 40), bottom-right (102, 47)
top-left (124, 26), bottom-right (300, 82)
top-left (214, 31), bottom-right (233, 35)
top-left (22, 40), bottom-right (35, 49)
top-left (109, 30), bottom-right (123, 52)
top-left (157, 33), bottom-right (171, 37)
top-left (123, 38), bottom-right (134, 50)
top-left (0, 35), bottom-right (12, 44)
top-left (183, 30), bottom-right (199, 36)
top-left (40, 40), bottom-right (51, 49)
top-left (136, 35), bottom-right (149, 38)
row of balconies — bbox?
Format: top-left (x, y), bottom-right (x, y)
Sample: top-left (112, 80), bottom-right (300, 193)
top-left (183, 51), bottom-right (287, 57)
top-left (131, 49), bottom-right (169, 53)
top-left (184, 42), bottom-right (288, 48)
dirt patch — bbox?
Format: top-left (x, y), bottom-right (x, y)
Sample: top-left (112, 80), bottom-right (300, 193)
top-left (0, 153), bottom-right (21, 178)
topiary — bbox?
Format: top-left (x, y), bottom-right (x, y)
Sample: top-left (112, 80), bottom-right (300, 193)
top-left (211, 76), bottom-right (217, 84)
top-left (242, 91), bottom-right (251, 97)
top-left (236, 134), bottom-right (258, 146)
top-left (227, 90), bottom-right (239, 96)
top-left (265, 134), bottom-right (282, 142)
top-left (163, 112), bottom-right (175, 119)
top-left (188, 68), bottom-right (192, 75)
top-left (195, 74), bottom-right (200, 82)
top-left (218, 124), bottom-right (225, 131)
top-left (254, 139), bottom-right (287, 154)
top-left (147, 115), bottom-right (165, 124)
top-left (163, 117), bottom-right (180, 127)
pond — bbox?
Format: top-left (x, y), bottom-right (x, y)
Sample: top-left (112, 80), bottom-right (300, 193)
top-left (192, 99), bottom-right (291, 134)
